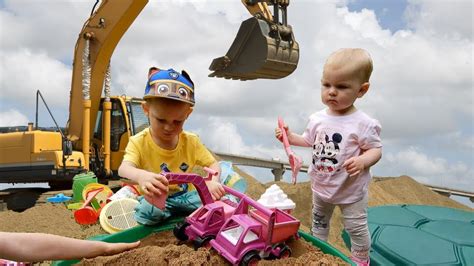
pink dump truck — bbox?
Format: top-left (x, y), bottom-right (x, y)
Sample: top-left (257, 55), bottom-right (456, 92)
top-left (210, 189), bottom-right (300, 265)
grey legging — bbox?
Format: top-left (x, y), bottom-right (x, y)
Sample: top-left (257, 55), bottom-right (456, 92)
top-left (311, 193), bottom-right (370, 261)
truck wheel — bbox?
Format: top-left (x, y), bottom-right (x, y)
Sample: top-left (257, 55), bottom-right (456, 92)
top-left (268, 243), bottom-right (291, 260)
top-left (173, 221), bottom-right (189, 241)
top-left (193, 235), bottom-right (214, 250)
top-left (277, 244), bottom-right (291, 259)
top-left (240, 251), bottom-right (260, 266)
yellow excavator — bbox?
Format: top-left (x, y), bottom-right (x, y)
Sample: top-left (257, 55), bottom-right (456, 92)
top-left (0, 0), bottom-right (299, 188)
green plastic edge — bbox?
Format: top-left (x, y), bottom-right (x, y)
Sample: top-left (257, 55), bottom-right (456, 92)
top-left (342, 204), bottom-right (474, 266)
top-left (299, 231), bottom-right (355, 265)
top-left (53, 217), bottom-right (353, 265)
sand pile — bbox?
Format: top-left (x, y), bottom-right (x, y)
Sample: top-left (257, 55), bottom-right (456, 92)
top-left (0, 203), bottom-right (105, 239)
top-left (0, 171), bottom-right (471, 264)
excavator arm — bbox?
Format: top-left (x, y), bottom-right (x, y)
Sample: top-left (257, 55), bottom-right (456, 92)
top-left (67, 0), bottom-right (147, 143)
top-left (165, 172), bottom-right (215, 206)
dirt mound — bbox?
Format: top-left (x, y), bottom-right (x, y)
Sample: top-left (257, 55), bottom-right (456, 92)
top-left (0, 203), bottom-right (105, 239)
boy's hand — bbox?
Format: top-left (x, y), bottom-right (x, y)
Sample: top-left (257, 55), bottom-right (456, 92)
top-left (205, 180), bottom-right (225, 201)
top-left (138, 172), bottom-right (169, 197)
top-left (342, 156), bottom-right (365, 177)
top-left (275, 124), bottom-right (289, 142)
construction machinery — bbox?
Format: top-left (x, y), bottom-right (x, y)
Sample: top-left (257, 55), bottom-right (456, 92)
top-left (0, 0), bottom-right (299, 188)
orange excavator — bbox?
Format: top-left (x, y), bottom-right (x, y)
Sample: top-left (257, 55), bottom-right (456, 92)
top-left (0, 0), bottom-right (299, 188)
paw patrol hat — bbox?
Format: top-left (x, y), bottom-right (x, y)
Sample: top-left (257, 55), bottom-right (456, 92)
top-left (144, 67), bottom-right (195, 105)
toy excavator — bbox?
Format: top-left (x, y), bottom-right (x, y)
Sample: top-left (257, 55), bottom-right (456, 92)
top-left (0, 0), bottom-right (299, 188)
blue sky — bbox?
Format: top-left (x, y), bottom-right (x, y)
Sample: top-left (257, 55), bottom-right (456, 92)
top-left (348, 0), bottom-right (408, 32)
top-left (0, 1), bottom-right (472, 207)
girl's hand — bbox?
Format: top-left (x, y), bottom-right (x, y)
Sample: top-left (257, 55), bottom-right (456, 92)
top-left (342, 156), bottom-right (365, 177)
top-left (275, 124), bottom-right (289, 142)
top-left (138, 172), bottom-right (169, 196)
top-left (205, 180), bottom-right (225, 201)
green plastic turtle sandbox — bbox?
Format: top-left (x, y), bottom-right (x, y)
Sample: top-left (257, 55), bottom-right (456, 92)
top-left (342, 204), bottom-right (474, 265)
top-left (53, 217), bottom-right (354, 265)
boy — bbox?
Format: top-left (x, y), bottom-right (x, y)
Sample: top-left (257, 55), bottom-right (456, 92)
top-left (275, 48), bottom-right (382, 265)
top-left (119, 67), bottom-right (225, 225)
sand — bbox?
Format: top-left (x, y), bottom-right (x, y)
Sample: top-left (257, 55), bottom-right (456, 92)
top-left (0, 171), bottom-right (471, 264)
top-left (79, 231), bottom-right (348, 265)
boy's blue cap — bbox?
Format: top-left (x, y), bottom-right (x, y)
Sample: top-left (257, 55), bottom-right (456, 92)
top-left (144, 67), bottom-right (195, 105)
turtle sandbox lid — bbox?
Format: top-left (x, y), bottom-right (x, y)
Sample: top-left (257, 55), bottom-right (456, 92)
top-left (342, 204), bottom-right (474, 266)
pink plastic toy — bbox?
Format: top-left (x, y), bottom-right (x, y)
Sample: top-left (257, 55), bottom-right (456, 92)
top-left (210, 189), bottom-right (300, 265)
top-left (167, 168), bottom-right (238, 249)
top-left (278, 117), bottom-right (303, 184)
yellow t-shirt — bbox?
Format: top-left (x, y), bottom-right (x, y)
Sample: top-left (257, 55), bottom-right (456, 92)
top-left (123, 128), bottom-right (215, 195)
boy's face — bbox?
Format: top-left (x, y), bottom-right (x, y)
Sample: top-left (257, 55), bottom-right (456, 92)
top-left (142, 99), bottom-right (192, 146)
top-left (320, 64), bottom-right (369, 115)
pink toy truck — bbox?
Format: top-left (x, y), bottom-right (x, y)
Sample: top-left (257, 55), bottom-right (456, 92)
top-left (166, 169), bottom-right (238, 249)
top-left (210, 188), bottom-right (300, 265)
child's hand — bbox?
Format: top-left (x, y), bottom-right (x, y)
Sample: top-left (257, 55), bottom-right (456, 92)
top-left (138, 172), bottom-right (169, 197)
top-left (102, 241), bottom-right (141, 257)
top-left (342, 156), bottom-right (365, 177)
top-left (205, 180), bottom-right (225, 201)
top-left (275, 124), bottom-right (289, 142)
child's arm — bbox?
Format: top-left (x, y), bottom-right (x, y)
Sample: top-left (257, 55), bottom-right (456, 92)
top-left (118, 161), bottom-right (168, 197)
top-left (0, 232), bottom-right (140, 262)
top-left (275, 124), bottom-right (311, 147)
top-left (205, 161), bottom-right (225, 200)
top-left (342, 147), bottom-right (382, 177)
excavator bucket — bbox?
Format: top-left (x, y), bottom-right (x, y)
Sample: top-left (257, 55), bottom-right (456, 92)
top-left (209, 17), bottom-right (299, 81)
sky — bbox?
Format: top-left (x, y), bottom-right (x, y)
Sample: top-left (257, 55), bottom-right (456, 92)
top-left (0, 0), bottom-right (473, 204)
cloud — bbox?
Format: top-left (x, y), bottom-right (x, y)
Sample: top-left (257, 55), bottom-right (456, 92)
top-left (381, 146), bottom-right (474, 190)
top-left (0, 1), bottom-right (88, 59)
top-left (194, 117), bottom-right (281, 159)
top-left (0, 109), bottom-right (29, 126)
top-left (0, 49), bottom-right (71, 109)
top-left (405, 0), bottom-right (473, 40)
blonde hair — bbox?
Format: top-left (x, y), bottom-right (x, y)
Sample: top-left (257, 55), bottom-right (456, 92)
top-left (325, 48), bottom-right (373, 82)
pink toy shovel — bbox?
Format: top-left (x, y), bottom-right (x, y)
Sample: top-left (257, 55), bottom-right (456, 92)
top-left (278, 117), bottom-right (303, 184)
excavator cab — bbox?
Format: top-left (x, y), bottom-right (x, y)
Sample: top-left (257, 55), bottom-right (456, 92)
top-left (209, 0), bottom-right (299, 81)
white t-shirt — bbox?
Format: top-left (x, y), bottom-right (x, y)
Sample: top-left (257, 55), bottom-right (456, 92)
top-left (302, 109), bottom-right (382, 204)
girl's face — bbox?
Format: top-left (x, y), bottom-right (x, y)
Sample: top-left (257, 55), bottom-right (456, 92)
top-left (321, 65), bottom-right (369, 116)
top-left (143, 99), bottom-right (192, 149)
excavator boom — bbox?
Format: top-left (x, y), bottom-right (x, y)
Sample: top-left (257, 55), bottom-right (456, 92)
top-left (67, 0), bottom-right (147, 142)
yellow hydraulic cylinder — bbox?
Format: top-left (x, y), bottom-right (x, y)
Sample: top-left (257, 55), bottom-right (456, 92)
top-left (82, 99), bottom-right (91, 170)
top-left (103, 100), bottom-right (112, 176)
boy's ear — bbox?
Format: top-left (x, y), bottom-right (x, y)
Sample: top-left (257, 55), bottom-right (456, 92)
top-left (186, 106), bottom-right (194, 117)
top-left (142, 101), bottom-right (150, 116)
top-left (358, 82), bottom-right (370, 98)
